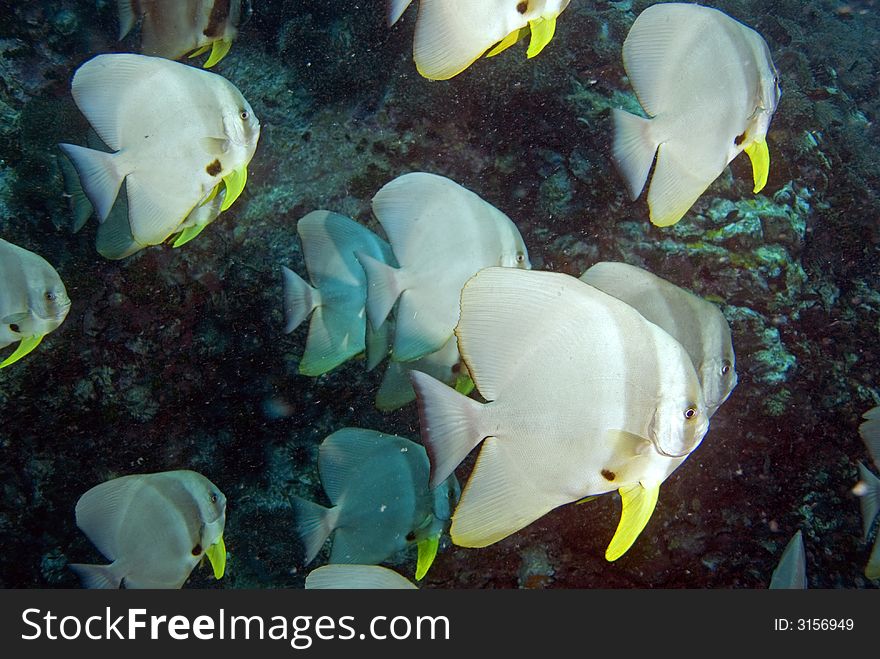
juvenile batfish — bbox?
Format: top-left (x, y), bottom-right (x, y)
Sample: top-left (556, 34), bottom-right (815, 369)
top-left (0, 239), bottom-right (71, 369)
top-left (389, 1), bottom-right (571, 80)
top-left (291, 428), bottom-right (459, 580)
top-left (769, 530), bottom-right (807, 589)
top-left (69, 470), bottom-right (227, 589)
top-left (282, 211), bottom-right (395, 376)
top-left (581, 262), bottom-right (737, 417)
top-left (306, 564), bottom-right (417, 589)
top-left (118, 0), bottom-right (247, 68)
top-left (612, 3), bottom-right (780, 226)
top-left (412, 267), bottom-right (709, 560)
top-left (358, 172), bottom-right (530, 363)
top-left (59, 54), bottom-right (260, 254)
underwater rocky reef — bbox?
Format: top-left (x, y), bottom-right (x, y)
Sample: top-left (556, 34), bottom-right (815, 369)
top-left (0, 0), bottom-right (878, 588)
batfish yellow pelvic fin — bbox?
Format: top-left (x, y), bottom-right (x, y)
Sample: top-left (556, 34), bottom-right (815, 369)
top-left (526, 16), bottom-right (558, 58)
top-left (205, 535), bottom-right (227, 579)
top-left (204, 40), bottom-right (233, 68)
top-left (415, 534), bottom-right (440, 580)
top-left (172, 223), bottom-right (208, 248)
top-left (744, 138), bottom-right (770, 193)
top-left (486, 28), bottom-right (527, 58)
top-left (221, 165), bottom-right (248, 212)
top-left (454, 372), bottom-right (475, 396)
top-left (605, 482), bottom-right (660, 561)
top-left (0, 334), bottom-right (44, 369)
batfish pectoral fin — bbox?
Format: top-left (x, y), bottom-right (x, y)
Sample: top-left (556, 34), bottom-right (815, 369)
top-left (526, 16), bottom-right (557, 58)
top-left (205, 535), bottom-right (227, 579)
top-left (486, 28), bottom-right (527, 58)
top-left (744, 138), bottom-right (770, 193)
top-left (605, 482), bottom-right (660, 562)
top-left (172, 223), bottom-right (208, 248)
top-left (188, 44), bottom-right (212, 59)
top-left (1, 312), bottom-right (30, 326)
top-left (204, 40), bottom-right (233, 69)
top-left (221, 165), bottom-right (248, 211)
top-left (454, 372), bottom-right (475, 395)
top-left (415, 533), bottom-right (440, 581)
top-left (0, 334), bottom-right (44, 369)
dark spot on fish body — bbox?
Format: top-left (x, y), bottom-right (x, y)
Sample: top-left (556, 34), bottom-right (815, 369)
top-left (406, 531), bottom-right (416, 542)
top-left (191, 543), bottom-right (203, 556)
top-left (734, 132), bottom-right (746, 146)
top-left (206, 159), bottom-right (222, 176)
top-left (517, 1), bottom-right (529, 14)
top-left (601, 469), bottom-right (615, 481)
top-left (204, 0), bottom-right (231, 38)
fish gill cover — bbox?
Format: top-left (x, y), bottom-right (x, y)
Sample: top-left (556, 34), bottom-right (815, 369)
top-left (0, 0), bottom-right (877, 588)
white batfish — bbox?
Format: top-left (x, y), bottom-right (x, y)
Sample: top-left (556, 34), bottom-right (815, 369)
top-left (282, 211), bottom-right (394, 376)
top-left (389, 0), bottom-right (571, 80)
top-left (613, 3), bottom-right (780, 227)
top-left (291, 427), bottom-right (460, 580)
top-left (359, 172), bottom-right (530, 363)
top-left (118, 0), bottom-right (247, 68)
top-left (70, 470), bottom-right (227, 589)
top-left (581, 261), bottom-right (737, 417)
top-left (59, 54), bottom-right (260, 253)
top-left (856, 407), bottom-right (880, 579)
top-left (0, 239), bottom-right (71, 368)
top-left (769, 530), bottom-right (806, 589)
top-left (412, 267), bottom-right (709, 560)
top-left (306, 564), bottom-right (417, 590)
top-left (60, 129), bottom-right (226, 259)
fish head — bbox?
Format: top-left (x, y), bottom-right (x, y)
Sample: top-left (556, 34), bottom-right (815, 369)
top-left (648, 392), bottom-right (709, 460)
top-left (431, 473), bottom-right (461, 523)
top-left (699, 355), bottom-right (738, 417)
top-left (497, 222), bottom-right (531, 269)
top-left (221, 90), bottom-right (261, 161)
top-left (25, 269), bottom-right (71, 332)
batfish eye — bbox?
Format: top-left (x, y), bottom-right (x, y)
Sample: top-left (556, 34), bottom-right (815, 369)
top-left (516, 252), bottom-right (525, 263)
top-left (721, 360), bottom-right (732, 375)
top-left (45, 291), bottom-right (56, 302)
top-left (210, 493), bottom-right (218, 504)
top-left (10, 323), bottom-right (19, 333)
top-left (240, 110), bottom-right (249, 121)
top-left (684, 407), bottom-right (698, 420)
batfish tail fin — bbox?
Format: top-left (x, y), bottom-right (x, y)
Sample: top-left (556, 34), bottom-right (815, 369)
top-left (357, 251), bottom-right (402, 331)
top-left (290, 496), bottom-right (338, 565)
top-left (281, 266), bottom-right (319, 334)
top-left (411, 370), bottom-right (485, 488)
top-left (57, 144), bottom-right (124, 223)
top-left (611, 109), bottom-right (658, 202)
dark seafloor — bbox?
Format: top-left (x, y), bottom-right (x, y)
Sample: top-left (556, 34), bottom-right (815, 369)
top-left (0, 0), bottom-right (878, 589)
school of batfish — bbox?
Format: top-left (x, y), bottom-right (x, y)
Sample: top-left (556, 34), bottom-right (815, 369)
top-left (5, 0), bottom-right (868, 590)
